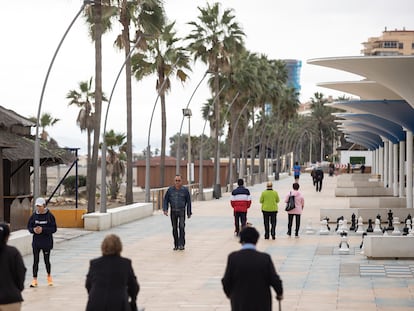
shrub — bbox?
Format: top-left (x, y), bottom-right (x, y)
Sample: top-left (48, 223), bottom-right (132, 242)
top-left (62, 175), bottom-right (87, 195)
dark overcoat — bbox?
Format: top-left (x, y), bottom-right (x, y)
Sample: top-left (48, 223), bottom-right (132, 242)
top-left (222, 249), bottom-right (283, 311)
top-left (85, 255), bottom-right (139, 311)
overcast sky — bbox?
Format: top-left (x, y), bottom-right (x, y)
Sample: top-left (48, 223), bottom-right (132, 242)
top-left (1, 0), bottom-right (413, 155)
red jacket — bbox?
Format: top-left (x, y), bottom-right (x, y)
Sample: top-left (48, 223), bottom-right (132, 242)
top-left (231, 186), bottom-right (252, 212)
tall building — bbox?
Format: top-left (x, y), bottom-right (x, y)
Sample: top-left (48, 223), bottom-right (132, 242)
top-left (361, 27), bottom-right (414, 56)
top-left (282, 59), bottom-right (302, 93)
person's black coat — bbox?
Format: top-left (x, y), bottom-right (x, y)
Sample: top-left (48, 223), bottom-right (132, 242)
top-left (222, 248), bottom-right (283, 311)
top-left (85, 255), bottom-right (139, 311)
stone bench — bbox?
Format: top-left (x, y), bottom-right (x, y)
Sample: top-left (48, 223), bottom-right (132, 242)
top-left (8, 229), bottom-right (32, 256)
top-left (83, 202), bottom-right (153, 231)
top-left (335, 187), bottom-right (393, 197)
top-left (363, 236), bottom-right (414, 259)
top-left (349, 197), bottom-right (406, 209)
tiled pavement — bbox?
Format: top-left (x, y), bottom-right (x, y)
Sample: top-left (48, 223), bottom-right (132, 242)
top-left (20, 173), bottom-right (414, 310)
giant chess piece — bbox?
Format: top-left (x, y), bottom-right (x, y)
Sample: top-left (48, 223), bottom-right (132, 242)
top-left (319, 219), bottom-right (330, 235)
top-left (359, 232), bottom-right (367, 254)
top-left (356, 216), bottom-right (365, 234)
top-left (349, 213), bottom-right (356, 231)
top-left (386, 209), bottom-right (394, 231)
top-left (337, 219), bottom-right (344, 234)
top-left (392, 217), bottom-right (401, 235)
top-left (338, 232), bottom-right (350, 254)
top-left (335, 216), bottom-right (344, 232)
top-left (373, 218), bottom-right (382, 233)
top-left (403, 218), bottom-right (411, 236)
top-left (366, 219), bottom-right (374, 233)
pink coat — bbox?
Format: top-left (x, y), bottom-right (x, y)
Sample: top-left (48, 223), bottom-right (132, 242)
top-left (284, 190), bottom-right (304, 214)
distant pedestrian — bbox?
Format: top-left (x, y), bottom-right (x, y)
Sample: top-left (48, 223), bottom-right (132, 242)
top-left (86, 234), bottom-right (140, 311)
top-left (284, 183), bottom-right (305, 238)
top-left (293, 161), bottom-right (301, 182)
top-left (27, 197), bottom-right (57, 287)
top-left (0, 222), bottom-right (26, 311)
top-left (222, 226), bottom-right (283, 311)
top-left (259, 181), bottom-right (280, 240)
top-left (314, 167), bottom-right (324, 192)
top-left (163, 174), bottom-right (192, 251)
top-left (230, 179), bottom-right (252, 236)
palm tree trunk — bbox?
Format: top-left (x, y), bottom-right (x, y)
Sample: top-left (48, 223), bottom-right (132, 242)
top-left (88, 1), bottom-right (103, 213)
top-left (160, 92), bottom-right (167, 187)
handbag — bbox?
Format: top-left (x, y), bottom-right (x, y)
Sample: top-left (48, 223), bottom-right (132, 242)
top-left (285, 192), bottom-right (296, 211)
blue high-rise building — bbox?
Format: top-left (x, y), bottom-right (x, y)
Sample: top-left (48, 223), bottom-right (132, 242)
top-left (282, 59), bottom-right (302, 94)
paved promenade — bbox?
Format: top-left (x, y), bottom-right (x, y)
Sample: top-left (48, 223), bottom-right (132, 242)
top-left (20, 173), bottom-right (414, 311)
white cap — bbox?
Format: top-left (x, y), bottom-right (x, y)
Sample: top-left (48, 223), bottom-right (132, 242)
top-left (35, 197), bottom-right (46, 206)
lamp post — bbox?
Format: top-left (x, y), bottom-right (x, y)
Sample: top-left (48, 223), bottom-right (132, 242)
top-left (176, 71), bottom-right (210, 174)
top-left (182, 108), bottom-right (192, 184)
top-left (100, 33), bottom-right (149, 213)
top-left (145, 58), bottom-right (181, 203)
top-left (34, 0), bottom-right (95, 203)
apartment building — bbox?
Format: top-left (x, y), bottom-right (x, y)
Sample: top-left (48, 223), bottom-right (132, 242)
top-left (361, 27), bottom-right (414, 56)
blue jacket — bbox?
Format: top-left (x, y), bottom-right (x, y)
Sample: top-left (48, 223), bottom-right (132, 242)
top-left (27, 209), bottom-right (57, 250)
top-left (163, 186), bottom-right (192, 216)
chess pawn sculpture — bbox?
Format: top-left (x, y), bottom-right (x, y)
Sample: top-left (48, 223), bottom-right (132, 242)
top-left (373, 218), bottom-right (382, 233)
top-left (338, 232), bottom-right (350, 254)
top-left (319, 219), bottom-right (330, 235)
top-left (403, 219), bottom-right (412, 235)
top-left (392, 217), bottom-right (401, 235)
top-left (356, 216), bottom-right (365, 234)
top-left (366, 219), bottom-right (374, 233)
top-left (337, 219), bottom-right (344, 234)
top-left (305, 219), bottom-right (314, 234)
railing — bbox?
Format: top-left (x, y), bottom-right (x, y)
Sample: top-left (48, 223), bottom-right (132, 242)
top-left (149, 183), bottom-right (200, 211)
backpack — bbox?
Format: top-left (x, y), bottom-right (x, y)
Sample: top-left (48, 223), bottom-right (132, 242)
top-left (285, 192), bottom-right (296, 211)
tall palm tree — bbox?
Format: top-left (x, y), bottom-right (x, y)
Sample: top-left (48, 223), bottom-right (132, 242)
top-left (186, 2), bottom-right (245, 197)
top-left (29, 113), bottom-right (60, 195)
top-left (112, 0), bottom-right (165, 203)
top-left (131, 21), bottom-right (190, 187)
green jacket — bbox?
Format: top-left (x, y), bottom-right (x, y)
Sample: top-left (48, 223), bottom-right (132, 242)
top-left (259, 189), bottom-right (280, 212)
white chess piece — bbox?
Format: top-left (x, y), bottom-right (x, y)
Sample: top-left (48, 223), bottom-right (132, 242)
top-left (338, 233), bottom-right (350, 254)
top-left (373, 218), bottom-right (382, 233)
top-left (392, 217), bottom-right (401, 235)
top-left (319, 219), bottom-right (330, 235)
top-left (356, 216), bottom-right (365, 234)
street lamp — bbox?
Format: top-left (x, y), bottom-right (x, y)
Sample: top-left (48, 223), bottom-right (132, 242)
top-left (182, 108), bottom-right (192, 184)
top-left (34, 0), bottom-right (95, 202)
top-left (100, 33), bottom-right (150, 213)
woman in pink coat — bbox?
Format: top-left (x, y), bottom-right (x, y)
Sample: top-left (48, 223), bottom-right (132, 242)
top-left (284, 183), bottom-right (305, 237)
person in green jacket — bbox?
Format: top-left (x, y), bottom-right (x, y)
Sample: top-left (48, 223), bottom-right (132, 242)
top-left (259, 181), bottom-right (280, 240)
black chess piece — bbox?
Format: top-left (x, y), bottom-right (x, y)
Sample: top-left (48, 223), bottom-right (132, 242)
top-left (367, 219), bottom-right (373, 233)
top-left (349, 213), bottom-right (356, 231)
top-left (323, 216), bottom-right (330, 231)
top-left (387, 210), bottom-right (394, 231)
top-left (360, 232), bottom-right (367, 249)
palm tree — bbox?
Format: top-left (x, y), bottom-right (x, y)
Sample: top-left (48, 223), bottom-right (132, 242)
top-left (67, 78), bottom-right (96, 167)
top-left (112, 0), bottom-right (165, 203)
top-left (186, 2), bottom-right (245, 197)
top-left (29, 113), bottom-right (60, 195)
top-left (131, 21), bottom-right (190, 187)
top-left (102, 129), bottom-right (126, 200)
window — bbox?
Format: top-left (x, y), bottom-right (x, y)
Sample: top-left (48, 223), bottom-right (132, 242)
top-left (382, 41), bottom-right (397, 48)
top-left (398, 42), bottom-right (403, 49)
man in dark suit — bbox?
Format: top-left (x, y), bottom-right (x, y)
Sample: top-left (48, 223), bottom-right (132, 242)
top-left (222, 226), bottom-right (283, 311)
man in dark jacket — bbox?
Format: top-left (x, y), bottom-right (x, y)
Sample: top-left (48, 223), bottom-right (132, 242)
top-left (314, 167), bottom-right (324, 192)
top-left (230, 179), bottom-right (251, 236)
top-left (163, 174), bottom-right (192, 251)
top-left (222, 226), bottom-right (283, 311)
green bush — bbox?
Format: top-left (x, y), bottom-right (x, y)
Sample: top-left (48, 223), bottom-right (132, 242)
top-left (62, 175), bottom-right (87, 195)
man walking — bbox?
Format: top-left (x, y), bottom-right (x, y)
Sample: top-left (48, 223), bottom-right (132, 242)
top-left (222, 226), bottom-right (283, 311)
top-left (230, 179), bottom-right (251, 236)
top-left (163, 174), bottom-right (192, 251)
top-left (314, 167), bottom-right (324, 192)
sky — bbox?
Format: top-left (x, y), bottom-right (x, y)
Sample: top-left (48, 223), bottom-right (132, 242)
top-left (1, 0), bottom-right (414, 155)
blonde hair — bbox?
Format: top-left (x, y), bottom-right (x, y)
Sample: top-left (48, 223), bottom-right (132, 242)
top-left (101, 234), bottom-right (122, 256)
